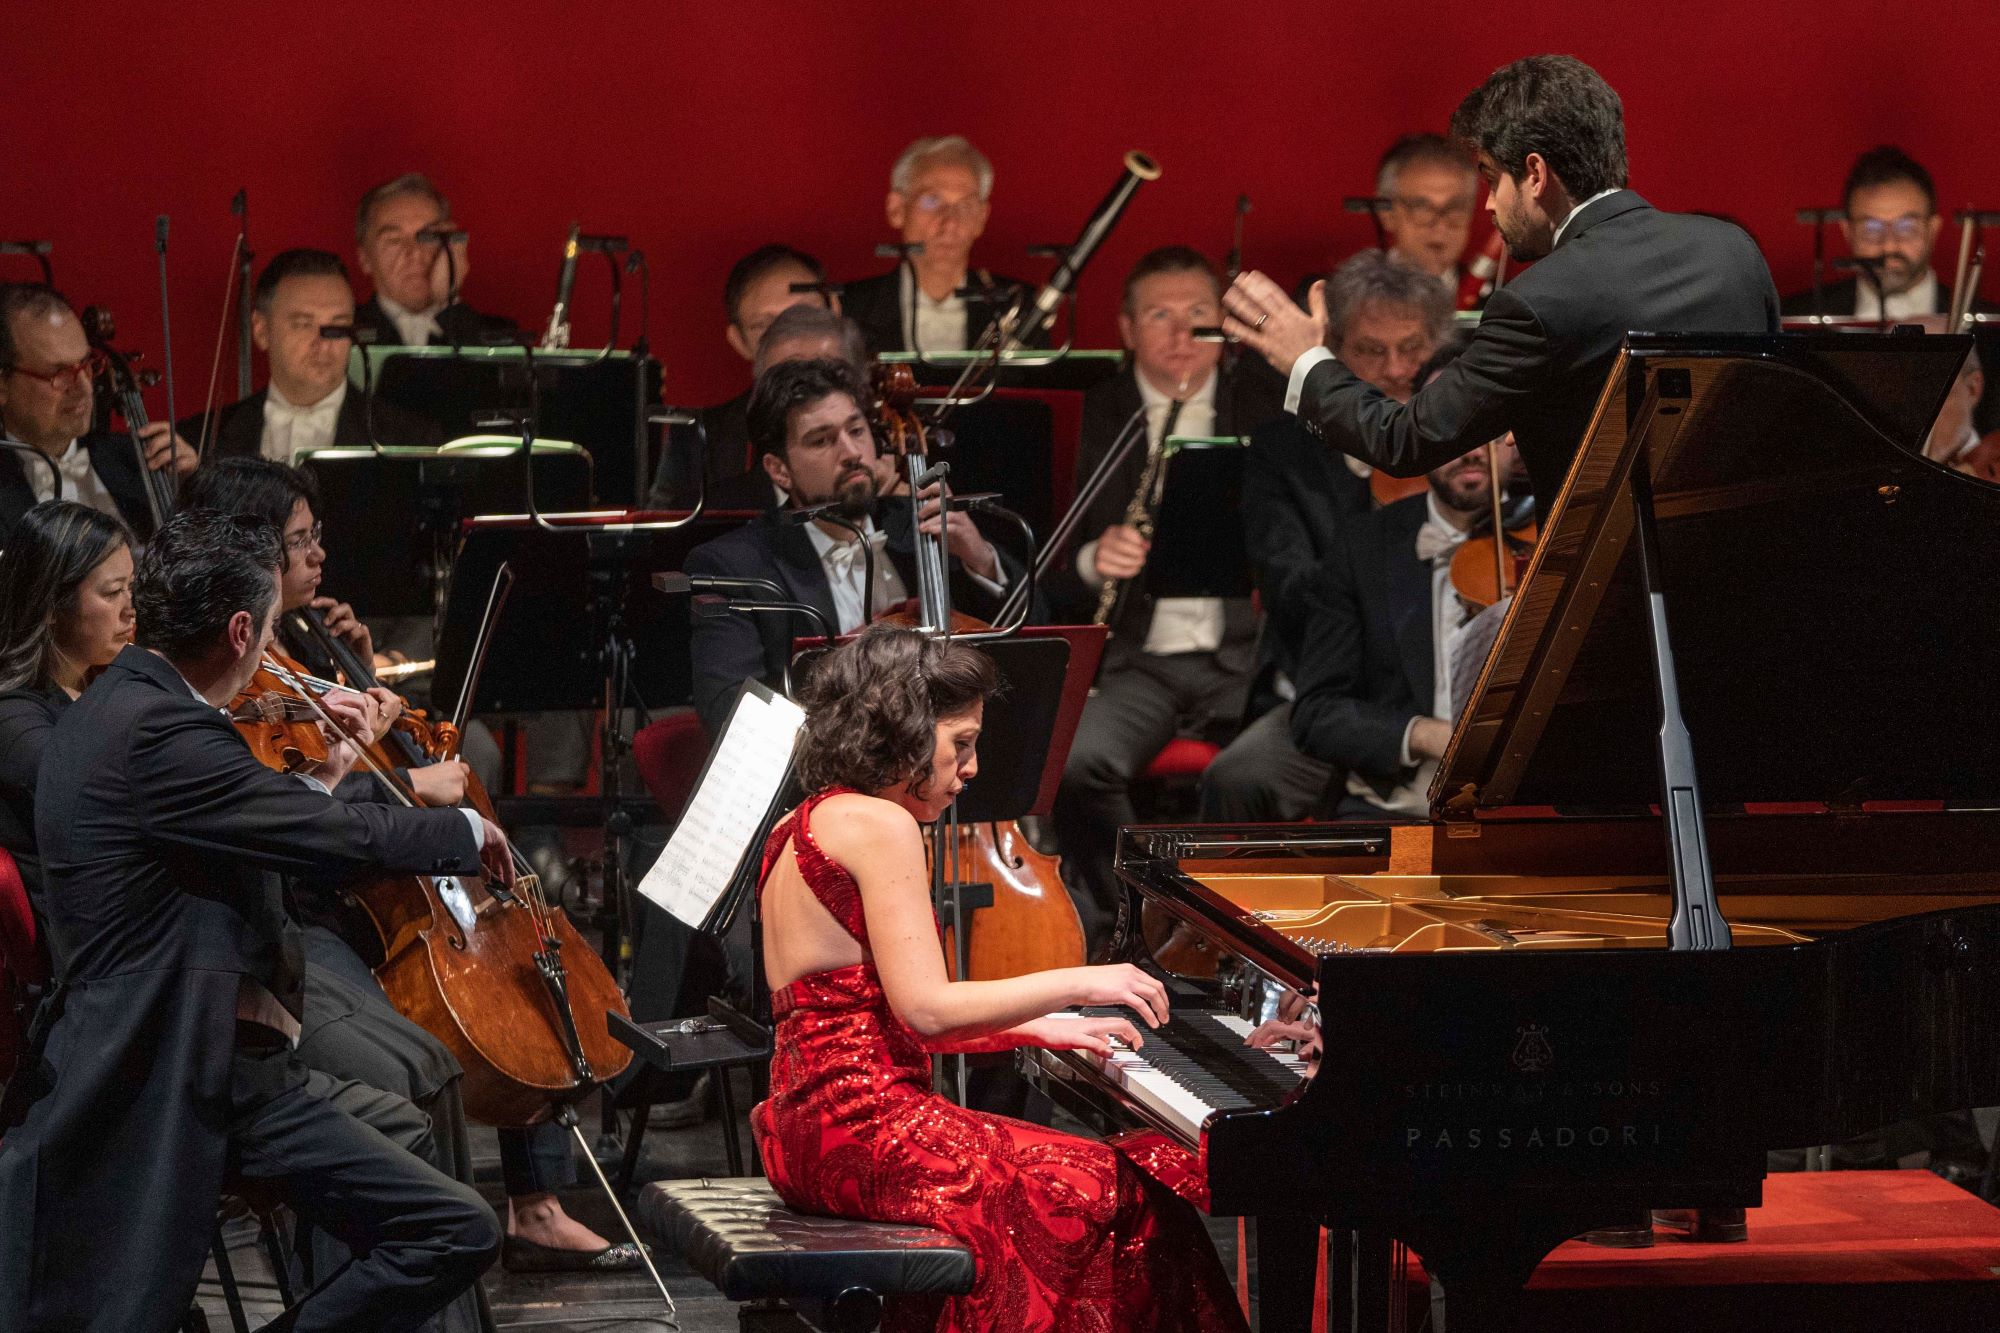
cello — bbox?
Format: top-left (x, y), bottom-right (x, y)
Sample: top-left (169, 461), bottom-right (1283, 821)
top-left (866, 363), bottom-right (1088, 980)
top-left (235, 635), bottom-right (632, 1127)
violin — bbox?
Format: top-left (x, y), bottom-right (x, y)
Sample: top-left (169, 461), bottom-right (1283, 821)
top-left (238, 632), bottom-right (632, 1127)
top-left (1447, 440), bottom-right (1538, 614)
top-left (866, 362), bottom-right (1088, 980)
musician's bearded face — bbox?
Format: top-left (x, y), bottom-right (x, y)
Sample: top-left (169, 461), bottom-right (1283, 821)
top-left (1429, 437), bottom-right (1518, 514)
top-left (897, 702), bottom-right (983, 822)
top-left (254, 274), bottom-right (355, 408)
top-left (767, 392), bottom-right (878, 519)
top-left (1479, 153), bottom-right (1559, 264)
top-left (1842, 179), bottom-right (1940, 297)
top-left (0, 306), bottom-right (96, 449)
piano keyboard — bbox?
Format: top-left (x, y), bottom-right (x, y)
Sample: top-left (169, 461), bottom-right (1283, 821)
top-left (1044, 1008), bottom-right (1309, 1144)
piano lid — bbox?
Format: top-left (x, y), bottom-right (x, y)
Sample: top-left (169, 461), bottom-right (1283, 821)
top-left (1434, 331), bottom-right (1998, 814)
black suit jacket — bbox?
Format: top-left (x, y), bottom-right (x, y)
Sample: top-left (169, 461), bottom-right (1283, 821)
top-left (1243, 413), bottom-right (1373, 684)
top-left (684, 502), bottom-right (1022, 736)
top-left (0, 686), bottom-right (64, 915)
top-left (646, 389), bottom-right (776, 511)
top-left (0, 645), bottom-right (480, 1330)
top-left (353, 293), bottom-right (520, 348)
top-left (1297, 192), bottom-right (1780, 510)
top-left (1048, 362), bottom-right (1283, 655)
top-left (840, 268), bottom-right (1040, 357)
top-left (0, 434), bottom-right (158, 547)
top-left (185, 385), bottom-right (447, 459)
top-left (1288, 495), bottom-right (1436, 795)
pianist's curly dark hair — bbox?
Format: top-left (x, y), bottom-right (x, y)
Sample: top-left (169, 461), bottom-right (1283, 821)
top-left (792, 625), bottom-right (998, 800)
top-left (1451, 54), bottom-right (1627, 201)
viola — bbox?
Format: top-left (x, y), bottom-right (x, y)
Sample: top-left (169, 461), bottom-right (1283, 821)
top-left (866, 362), bottom-right (1088, 980)
top-left (239, 636), bottom-right (632, 1127)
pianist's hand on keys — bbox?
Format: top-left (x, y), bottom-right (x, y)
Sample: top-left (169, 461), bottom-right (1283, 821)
top-left (1015, 1013), bottom-right (1146, 1057)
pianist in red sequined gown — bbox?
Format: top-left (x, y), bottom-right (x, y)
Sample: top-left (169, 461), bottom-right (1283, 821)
top-left (749, 626), bottom-right (1248, 1333)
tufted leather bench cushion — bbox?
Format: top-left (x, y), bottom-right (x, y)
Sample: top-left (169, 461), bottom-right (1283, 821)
top-left (638, 1177), bottom-right (976, 1301)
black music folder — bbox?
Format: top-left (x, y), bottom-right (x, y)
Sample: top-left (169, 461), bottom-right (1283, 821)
top-left (1144, 436), bottom-right (1253, 600)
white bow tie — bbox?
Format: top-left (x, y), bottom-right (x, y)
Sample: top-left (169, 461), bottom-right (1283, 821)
top-left (265, 395), bottom-right (340, 427)
top-left (823, 529), bottom-right (890, 580)
top-left (1414, 520), bottom-right (1465, 564)
top-left (55, 442), bottom-right (96, 484)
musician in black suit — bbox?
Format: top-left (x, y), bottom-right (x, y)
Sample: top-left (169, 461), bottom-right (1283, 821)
top-left (1224, 55), bottom-right (1780, 514)
top-left (0, 283), bottom-right (196, 546)
top-left (840, 135), bottom-right (1033, 356)
top-left (684, 357), bottom-right (1017, 737)
top-left (1048, 247), bottom-right (1282, 950)
top-left (650, 299), bottom-right (867, 513)
top-left (1778, 145), bottom-right (1999, 431)
top-left (351, 173), bottom-right (518, 347)
top-left (1203, 251), bottom-right (1457, 823)
top-left (0, 509), bottom-right (509, 1332)
top-left (183, 248), bottom-right (447, 464)
top-left (1288, 437), bottom-right (1515, 818)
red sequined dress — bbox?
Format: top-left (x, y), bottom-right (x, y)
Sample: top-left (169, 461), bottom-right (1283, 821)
top-left (750, 788), bottom-right (1249, 1333)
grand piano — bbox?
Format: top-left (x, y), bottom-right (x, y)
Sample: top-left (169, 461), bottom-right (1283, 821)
top-left (1020, 332), bottom-right (2000, 1330)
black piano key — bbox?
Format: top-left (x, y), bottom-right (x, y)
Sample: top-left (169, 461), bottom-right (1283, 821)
top-left (1078, 1006), bottom-right (1304, 1111)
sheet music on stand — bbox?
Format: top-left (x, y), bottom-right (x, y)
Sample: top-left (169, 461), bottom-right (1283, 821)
top-left (638, 682), bottom-right (805, 931)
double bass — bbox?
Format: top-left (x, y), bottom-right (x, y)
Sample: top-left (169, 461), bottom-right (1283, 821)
top-left (235, 629), bottom-right (631, 1127)
top-left (867, 363), bottom-right (1088, 980)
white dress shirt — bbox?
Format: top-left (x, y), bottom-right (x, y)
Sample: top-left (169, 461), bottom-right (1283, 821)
top-left (1549, 187), bottom-right (1622, 250)
top-left (900, 265), bottom-right (969, 352)
top-left (1854, 268), bottom-right (1940, 324)
top-left (261, 381), bottom-right (348, 464)
top-left (1075, 369), bottom-right (1225, 655)
top-left (805, 516), bottom-right (909, 634)
top-left (376, 293), bottom-right (445, 347)
top-left (1347, 492), bottom-right (1468, 817)
top-left (30, 439), bottom-right (125, 521)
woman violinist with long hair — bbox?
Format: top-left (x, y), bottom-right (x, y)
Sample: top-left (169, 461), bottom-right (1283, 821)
top-left (755, 624), bottom-right (1247, 1333)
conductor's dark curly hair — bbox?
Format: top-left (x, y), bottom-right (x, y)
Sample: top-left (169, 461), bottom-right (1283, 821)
top-left (793, 625), bottom-right (998, 798)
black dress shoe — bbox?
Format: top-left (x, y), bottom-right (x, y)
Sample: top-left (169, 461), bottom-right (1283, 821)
top-left (502, 1234), bottom-right (651, 1273)
top-left (1578, 1211), bottom-right (1655, 1248)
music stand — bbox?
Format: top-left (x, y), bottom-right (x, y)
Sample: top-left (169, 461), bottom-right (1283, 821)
top-left (434, 513), bottom-right (747, 969)
top-left (1145, 436), bottom-right (1254, 600)
top-left (299, 439), bottom-right (591, 622)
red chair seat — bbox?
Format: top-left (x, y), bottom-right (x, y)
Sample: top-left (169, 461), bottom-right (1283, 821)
top-left (631, 712), bottom-right (710, 822)
top-left (1143, 737), bottom-right (1222, 781)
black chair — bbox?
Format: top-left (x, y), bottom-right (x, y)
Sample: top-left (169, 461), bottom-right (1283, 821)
top-left (638, 1177), bottom-right (975, 1333)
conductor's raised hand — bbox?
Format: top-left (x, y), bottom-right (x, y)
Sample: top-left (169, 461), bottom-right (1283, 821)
top-left (1066, 963), bottom-right (1171, 1028)
top-left (1222, 270), bottom-right (1327, 377)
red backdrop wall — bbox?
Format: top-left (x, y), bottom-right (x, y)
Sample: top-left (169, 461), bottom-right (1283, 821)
top-left (8, 1), bottom-right (1998, 415)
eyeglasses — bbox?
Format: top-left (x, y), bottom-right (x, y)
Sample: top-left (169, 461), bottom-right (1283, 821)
top-left (283, 522), bottom-right (324, 554)
top-left (1386, 196), bottom-right (1475, 227)
top-left (909, 192), bottom-right (984, 221)
top-left (4, 350), bottom-right (106, 392)
top-left (1849, 214), bottom-right (1932, 244)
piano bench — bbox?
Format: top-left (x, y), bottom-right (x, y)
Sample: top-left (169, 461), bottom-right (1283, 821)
top-left (637, 1177), bottom-right (975, 1333)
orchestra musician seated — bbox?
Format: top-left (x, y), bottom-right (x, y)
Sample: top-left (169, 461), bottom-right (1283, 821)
top-left (0, 507), bottom-right (507, 1332)
top-left (182, 248), bottom-right (446, 463)
top-left (752, 623), bottom-right (1248, 1333)
top-left (1372, 132), bottom-right (1481, 290)
top-left (0, 283), bottom-right (196, 547)
top-left (179, 457), bottom-right (648, 1275)
top-left (1780, 145), bottom-right (1954, 322)
top-left (840, 135), bottom-right (1031, 355)
top-left (350, 172), bottom-right (519, 348)
top-left (1287, 407), bottom-right (1519, 818)
top-left (682, 356), bottom-right (1017, 737)
top-left (649, 244), bottom-right (838, 511)
top-left (1047, 245), bottom-right (1281, 953)
top-left (1204, 249), bottom-right (1457, 823)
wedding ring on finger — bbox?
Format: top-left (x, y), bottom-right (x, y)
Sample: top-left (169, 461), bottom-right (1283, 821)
top-left (1255, 313), bottom-right (1269, 330)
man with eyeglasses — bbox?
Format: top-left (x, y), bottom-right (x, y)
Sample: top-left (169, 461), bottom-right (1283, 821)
top-left (1781, 146), bottom-right (1955, 323)
top-left (0, 283), bottom-right (197, 547)
top-left (840, 135), bottom-right (1032, 356)
top-left (1371, 133), bottom-right (1481, 289)
top-left (1046, 245), bottom-right (1282, 955)
top-left (182, 248), bottom-right (445, 464)
top-left (351, 173), bottom-right (519, 348)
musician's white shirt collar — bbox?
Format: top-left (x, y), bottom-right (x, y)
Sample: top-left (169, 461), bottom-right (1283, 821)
top-left (262, 380), bottom-right (347, 464)
top-left (376, 292), bottom-right (445, 347)
top-left (899, 265), bottom-right (969, 353)
top-left (1551, 188), bottom-right (1622, 250)
top-left (29, 439), bottom-right (121, 521)
top-left (803, 513), bottom-right (907, 634)
top-left (1854, 268), bottom-right (1939, 324)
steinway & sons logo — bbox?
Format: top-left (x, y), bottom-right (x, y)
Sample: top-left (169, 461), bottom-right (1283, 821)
top-left (1510, 1022), bottom-right (1554, 1075)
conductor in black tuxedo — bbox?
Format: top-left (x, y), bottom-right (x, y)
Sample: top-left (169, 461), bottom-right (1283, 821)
top-left (1223, 54), bottom-right (1780, 514)
top-left (351, 173), bottom-right (518, 348)
top-left (683, 356), bottom-right (1020, 736)
top-left (0, 283), bottom-right (197, 546)
top-left (1288, 437), bottom-right (1517, 818)
top-left (839, 135), bottom-right (1033, 356)
top-left (183, 248), bottom-right (447, 463)
top-left (0, 510), bottom-right (510, 1332)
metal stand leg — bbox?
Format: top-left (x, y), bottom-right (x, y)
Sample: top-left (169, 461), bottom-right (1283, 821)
top-left (210, 1221), bottom-right (251, 1333)
top-left (561, 1104), bottom-right (679, 1325)
top-left (717, 1068), bottom-right (745, 1176)
top-left (260, 1215), bottom-right (295, 1308)
top-left (618, 1102), bottom-right (653, 1196)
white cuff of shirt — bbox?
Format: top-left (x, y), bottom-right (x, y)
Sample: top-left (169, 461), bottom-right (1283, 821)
top-left (1076, 539), bottom-right (1107, 589)
top-left (965, 559), bottom-right (1009, 598)
top-left (291, 772), bottom-right (332, 796)
top-left (1284, 346), bottom-right (1337, 414)
top-left (457, 806), bottom-right (485, 848)
top-left (1398, 716), bottom-right (1419, 769)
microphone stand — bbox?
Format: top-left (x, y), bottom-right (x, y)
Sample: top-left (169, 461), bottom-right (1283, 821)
top-left (232, 190), bottom-right (254, 398)
top-left (1795, 207), bottom-right (1840, 323)
top-left (1, 439), bottom-right (59, 502)
top-left (154, 217), bottom-right (178, 466)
